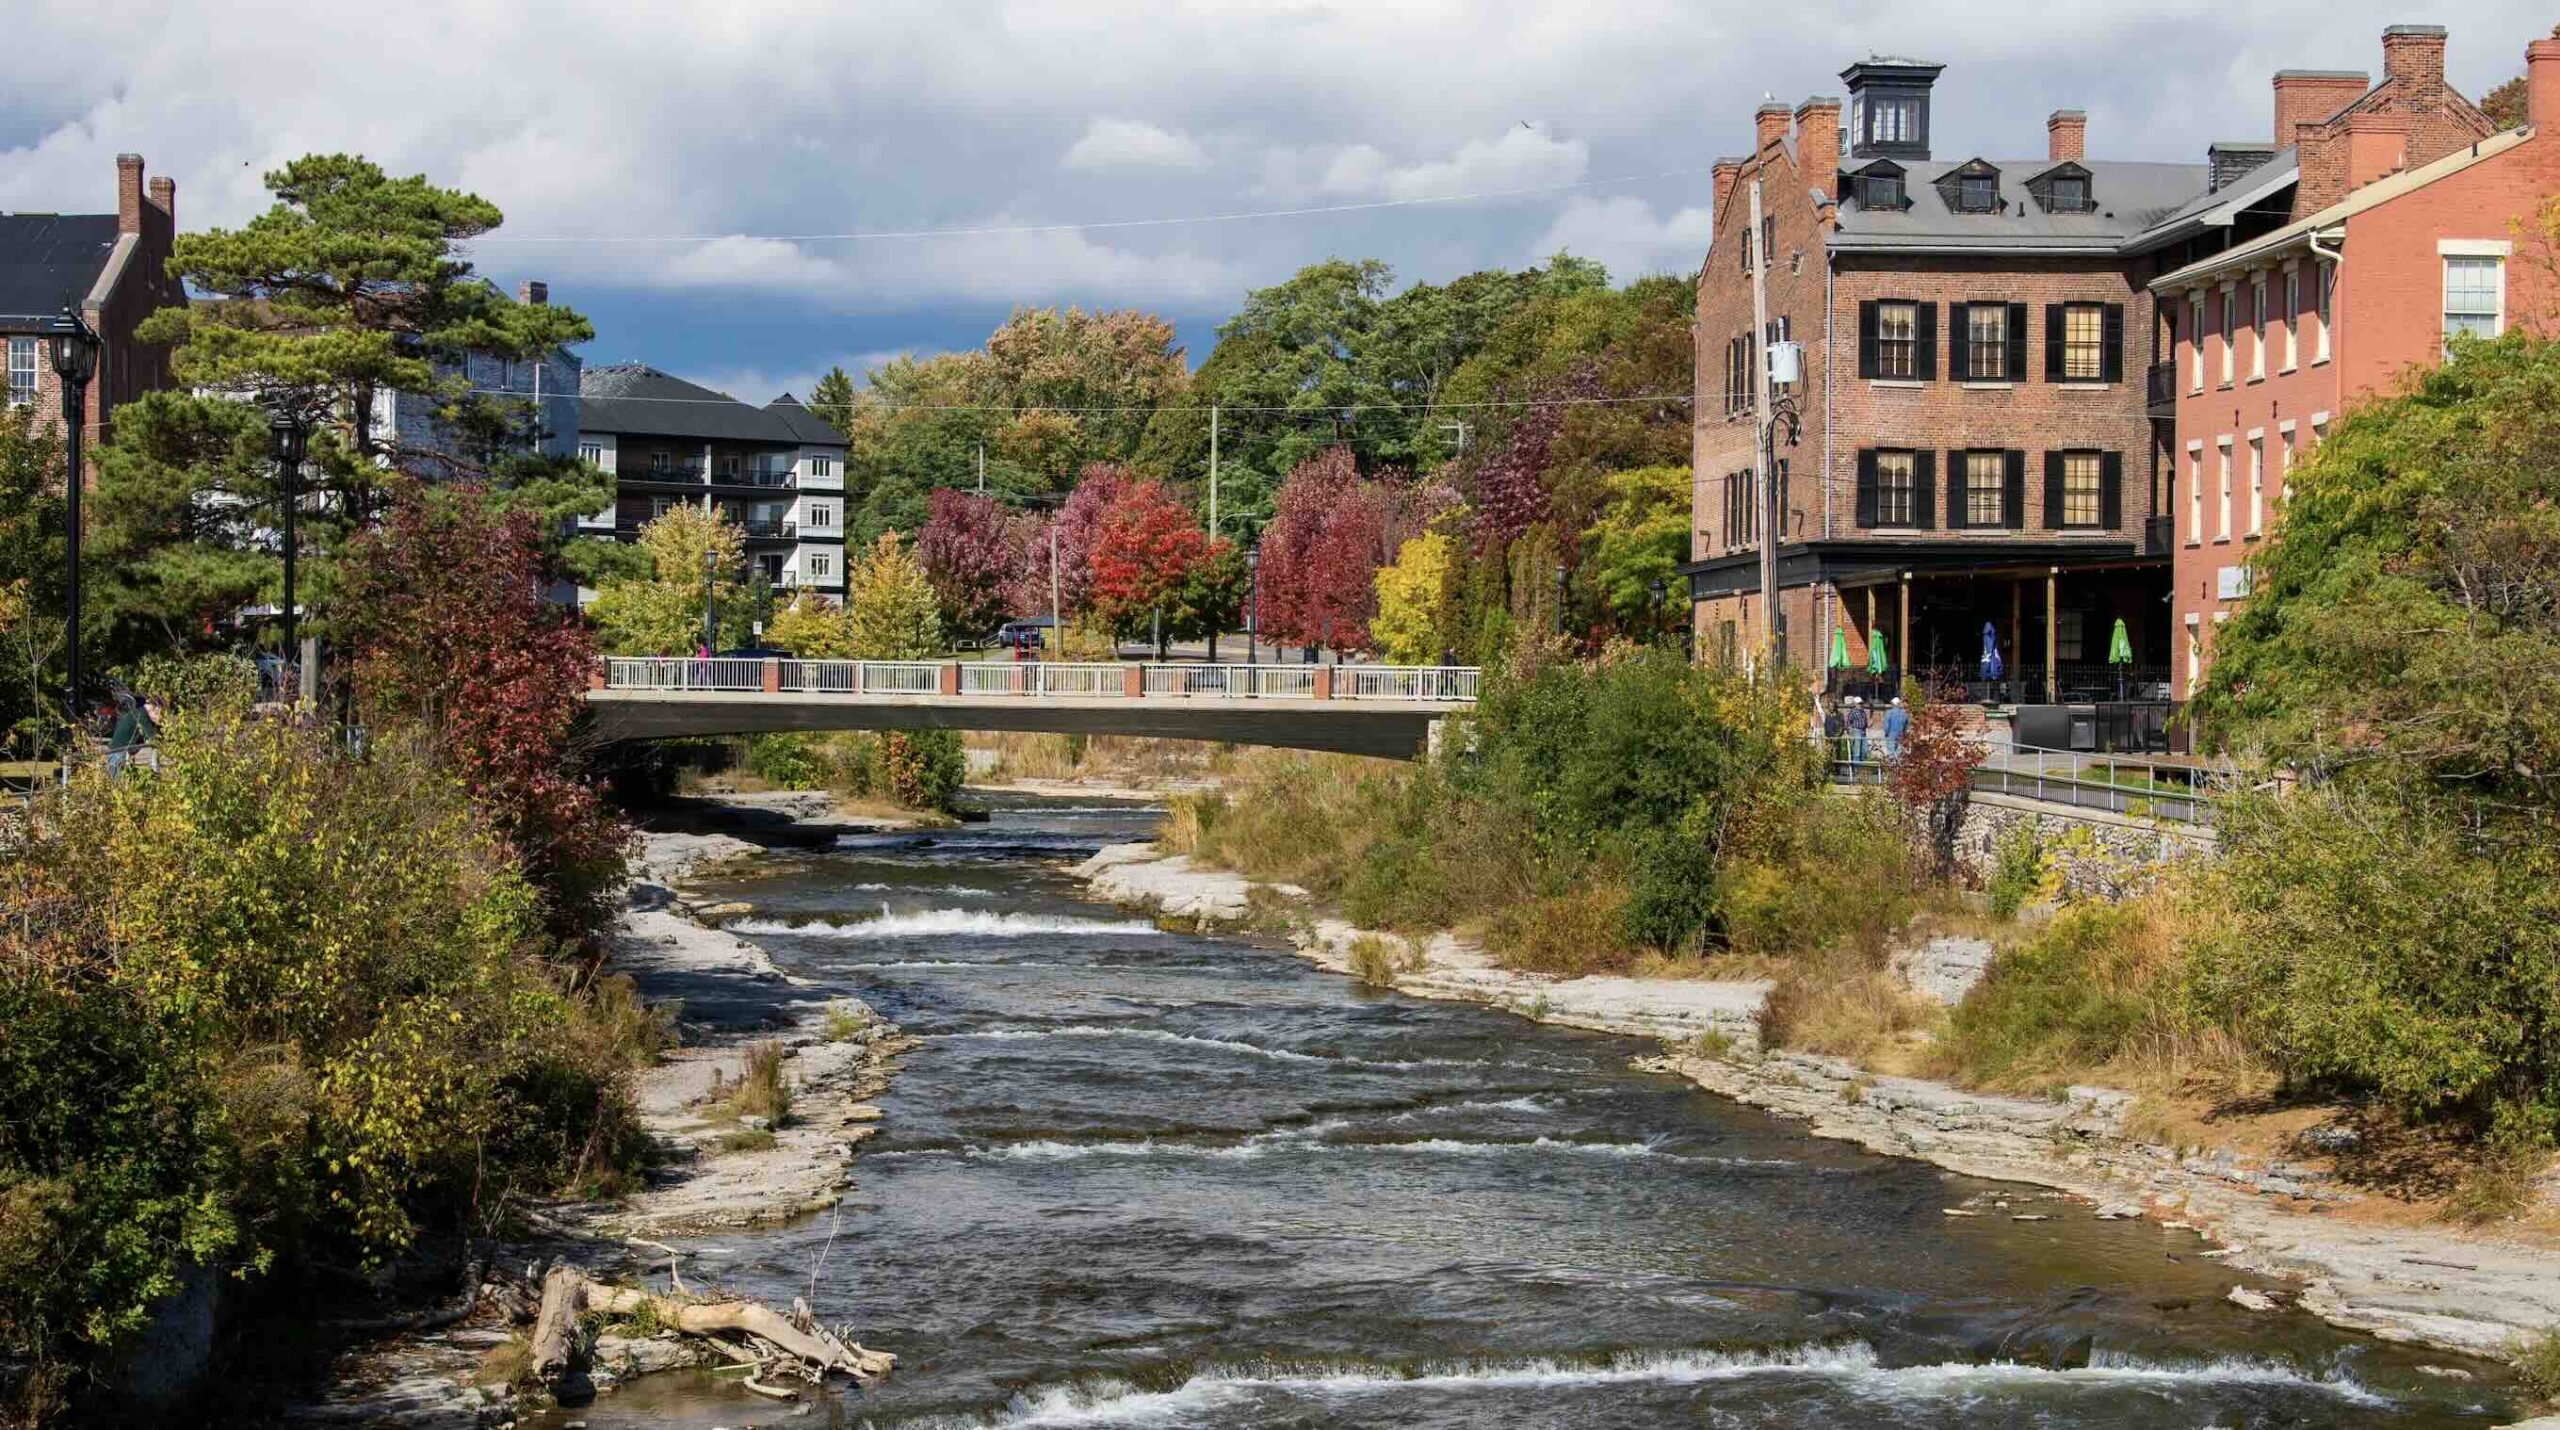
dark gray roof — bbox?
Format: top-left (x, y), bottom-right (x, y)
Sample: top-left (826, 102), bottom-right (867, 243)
top-left (0, 214), bottom-right (117, 325)
top-left (763, 393), bottom-right (846, 445)
top-left (1831, 159), bottom-right (2211, 254)
top-left (577, 363), bottom-right (842, 447)
top-left (2123, 149), bottom-right (2300, 254)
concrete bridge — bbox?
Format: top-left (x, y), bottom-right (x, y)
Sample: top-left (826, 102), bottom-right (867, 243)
top-left (586, 658), bottom-right (1480, 758)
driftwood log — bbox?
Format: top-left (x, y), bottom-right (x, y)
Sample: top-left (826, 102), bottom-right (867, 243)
top-left (529, 1265), bottom-right (894, 1390)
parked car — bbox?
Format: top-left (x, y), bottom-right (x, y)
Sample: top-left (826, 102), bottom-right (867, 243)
top-left (995, 618), bottom-right (1055, 652)
top-left (715, 646), bottom-right (792, 660)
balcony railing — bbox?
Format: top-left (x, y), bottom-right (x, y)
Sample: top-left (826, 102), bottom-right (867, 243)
top-left (738, 518), bottom-right (798, 540)
top-left (2144, 360), bottom-right (2177, 415)
top-left (642, 461), bottom-right (705, 481)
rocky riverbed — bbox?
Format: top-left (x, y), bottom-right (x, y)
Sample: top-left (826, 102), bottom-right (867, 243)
top-left (1077, 840), bottom-right (2560, 1375)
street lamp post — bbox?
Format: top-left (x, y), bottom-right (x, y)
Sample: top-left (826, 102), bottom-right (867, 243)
top-left (1245, 542), bottom-right (1261, 666)
top-left (48, 308), bottom-right (97, 735)
top-left (265, 403), bottom-right (308, 704)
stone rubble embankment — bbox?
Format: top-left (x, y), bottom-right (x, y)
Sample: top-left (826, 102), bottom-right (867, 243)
top-left (1077, 839), bottom-right (2560, 1373)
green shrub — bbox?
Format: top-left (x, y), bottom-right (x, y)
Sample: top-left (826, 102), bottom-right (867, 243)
top-left (744, 732), bottom-right (830, 789)
top-left (2188, 785), bottom-right (2560, 1134)
top-left (1720, 794), bottom-right (1919, 961)
top-left (1986, 821), bottom-right (2049, 919)
top-left (728, 1041), bottom-right (791, 1125)
top-left (122, 651), bottom-right (259, 715)
top-left (883, 729), bottom-right (967, 812)
top-left (2512, 1327), bottom-right (2560, 1403)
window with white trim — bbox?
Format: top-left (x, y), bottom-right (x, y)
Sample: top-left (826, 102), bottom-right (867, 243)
top-left (1964, 305), bottom-right (2007, 381)
top-left (2280, 270), bottom-right (2299, 371)
top-left (2216, 441), bottom-right (2233, 542)
top-left (1965, 451), bottom-right (2005, 527)
top-left (2217, 291), bottom-right (2234, 385)
top-left (5, 337), bottom-right (34, 407)
top-left (2315, 267), bottom-right (2333, 362)
top-left (1875, 302), bottom-right (1919, 380)
top-left (2186, 446), bottom-right (2203, 546)
top-left (807, 551), bottom-right (832, 580)
top-left (2060, 303), bottom-right (2105, 381)
top-left (2443, 255), bottom-right (2505, 347)
top-left (577, 441), bottom-right (604, 466)
top-left (808, 455), bottom-right (835, 478)
top-left (1875, 450), bottom-right (1917, 526)
top-left (2249, 275), bottom-right (2268, 381)
top-left (2186, 298), bottom-right (2204, 392)
top-left (2246, 435), bottom-right (2264, 538)
top-left (807, 502), bottom-right (835, 528)
top-left (2061, 452), bottom-right (2104, 528)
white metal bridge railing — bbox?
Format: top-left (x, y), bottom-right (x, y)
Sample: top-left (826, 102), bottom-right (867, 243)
top-left (598, 659), bottom-right (1480, 703)
top-left (1820, 739), bottom-right (2230, 827)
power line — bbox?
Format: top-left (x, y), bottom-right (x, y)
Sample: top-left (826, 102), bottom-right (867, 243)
top-left (462, 165), bottom-right (1718, 246)
top-left (490, 386), bottom-right (1695, 414)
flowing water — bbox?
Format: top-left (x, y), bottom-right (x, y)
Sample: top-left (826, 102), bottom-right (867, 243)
top-left (539, 795), bottom-right (2516, 1428)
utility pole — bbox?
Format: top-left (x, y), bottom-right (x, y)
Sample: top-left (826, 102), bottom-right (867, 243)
top-left (1048, 521), bottom-right (1062, 646)
top-left (1748, 178), bottom-right (1782, 675)
top-left (975, 443), bottom-right (985, 495)
top-left (1442, 420), bottom-right (1470, 458)
top-left (1207, 404), bottom-right (1220, 540)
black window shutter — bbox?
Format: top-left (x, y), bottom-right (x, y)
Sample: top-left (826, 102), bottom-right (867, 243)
top-left (1947, 302), bottom-right (1969, 379)
top-left (2003, 449), bottom-right (2026, 529)
top-left (1855, 450), bottom-right (1879, 527)
top-left (2101, 303), bottom-right (2126, 383)
top-left (2043, 451), bottom-right (2066, 529)
top-left (2043, 304), bottom-right (2065, 381)
top-left (2005, 303), bottom-right (2029, 382)
top-left (1858, 301), bottom-right (1880, 379)
top-left (2100, 450), bottom-right (2124, 529)
top-left (1914, 303), bottom-right (1939, 380)
top-left (1913, 450), bottom-right (1937, 528)
top-left (1945, 450), bottom-right (1968, 528)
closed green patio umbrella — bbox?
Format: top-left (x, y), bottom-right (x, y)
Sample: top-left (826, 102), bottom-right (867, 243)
top-left (2107, 617), bottom-right (2134, 698)
top-left (1829, 625), bottom-right (1850, 670)
top-left (1867, 626), bottom-right (1890, 676)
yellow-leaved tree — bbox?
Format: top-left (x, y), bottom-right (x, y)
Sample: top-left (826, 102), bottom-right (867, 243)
top-left (766, 593), bottom-right (856, 658)
top-left (588, 505), bottom-right (751, 654)
top-left (1371, 531), bottom-right (1458, 665)
top-left (848, 532), bottom-right (942, 659)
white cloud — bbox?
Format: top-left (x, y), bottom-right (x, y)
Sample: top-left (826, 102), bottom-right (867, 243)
top-left (1061, 117), bottom-right (1208, 171)
top-left (1533, 196), bottom-right (1713, 282)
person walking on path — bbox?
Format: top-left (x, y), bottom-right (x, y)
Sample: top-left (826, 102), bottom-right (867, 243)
top-left (1881, 695), bottom-right (1911, 763)
top-left (1844, 696), bottom-right (1871, 768)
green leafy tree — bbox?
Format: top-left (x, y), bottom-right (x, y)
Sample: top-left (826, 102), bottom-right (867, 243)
top-left (848, 531), bottom-right (942, 659)
top-left (588, 506), bottom-right (751, 654)
top-left (1583, 465), bottom-right (1691, 635)
top-left (0, 409), bottom-right (65, 752)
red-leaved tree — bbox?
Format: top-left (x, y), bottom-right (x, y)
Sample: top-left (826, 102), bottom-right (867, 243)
top-left (1257, 447), bottom-right (1403, 652)
top-left (1049, 462), bottom-right (1135, 616)
top-left (1088, 479), bottom-right (1213, 643)
top-left (339, 484), bottom-right (634, 948)
top-left (917, 488), bottom-right (1037, 635)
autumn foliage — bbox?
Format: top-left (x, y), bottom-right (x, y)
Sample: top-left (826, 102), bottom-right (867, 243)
top-left (338, 484), bottom-right (633, 944)
top-left (918, 487), bottom-right (1039, 635)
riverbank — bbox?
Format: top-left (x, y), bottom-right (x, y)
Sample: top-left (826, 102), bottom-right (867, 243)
top-left (292, 797), bottom-right (917, 1427)
top-left (1076, 841), bottom-right (2560, 1374)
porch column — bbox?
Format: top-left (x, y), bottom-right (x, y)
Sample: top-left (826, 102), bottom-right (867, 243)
top-left (1897, 574), bottom-right (1910, 689)
top-left (1863, 587), bottom-right (1876, 673)
top-left (2045, 567), bottom-right (2059, 704)
top-left (2010, 581), bottom-right (2024, 702)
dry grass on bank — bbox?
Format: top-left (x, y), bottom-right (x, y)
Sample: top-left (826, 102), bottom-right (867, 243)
top-left (971, 732), bottom-right (1223, 787)
top-left (1162, 749), bottom-right (1408, 896)
top-left (1757, 950), bottom-right (1940, 1070)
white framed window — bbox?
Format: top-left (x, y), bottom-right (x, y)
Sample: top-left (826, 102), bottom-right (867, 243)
top-left (5, 337), bottom-right (35, 407)
top-left (2060, 303), bottom-right (2106, 381)
top-left (2278, 420), bottom-right (2297, 502)
top-left (2186, 443), bottom-right (2204, 546)
top-left (2215, 439), bottom-right (2233, 542)
top-left (2246, 432), bottom-right (2265, 538)
top-left (807, 455), bottom-right (835, 478)
top-left (1875, 449), bottom-right (1917, 525)
top-left (2443, 252), bottom-right (2506, 348)
top-left (2060, 451), bottom-right (2104, 528)
top-left (1875, 302), bottom-right (1920, 380)
top-left (2185, 616), bottom-right (2202, 690)
top-left (2218, 288), bottom-right (2235, 385)
top-left (1965, 450), bottom-right (2006, 527)
top-left (807, 502), bottom-right (835, 528)
top-left (2315, 266), bottom-right (2333, 363)
top-left (1965, 305), bottom-right (2007, 381)
top-left (806, 551), bottom-right (832, 580)
top-left (2249, 275), bottom-right (2268, 381)
top-left (577, 441), bottom-right (604, 466)
top-left (2280, 269), bottom-right (2300, 371)
top-left (2186, 297), bottom-right (2204, 392)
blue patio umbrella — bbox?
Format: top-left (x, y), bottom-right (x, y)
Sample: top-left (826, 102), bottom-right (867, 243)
top-left (1980, 622), bottom-right (2005, 682)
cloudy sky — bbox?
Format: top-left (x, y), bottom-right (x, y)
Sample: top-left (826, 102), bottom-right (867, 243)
top-left (0, 1), bottom-right (2536, 402)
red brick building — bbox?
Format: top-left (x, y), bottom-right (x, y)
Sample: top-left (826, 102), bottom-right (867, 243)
top-left (1685, 59), bottom-right (2204, 705)
top-left (0, 153), bottom-right (187, 481)
top-left (2155, 24), bottom-right (2551, 697)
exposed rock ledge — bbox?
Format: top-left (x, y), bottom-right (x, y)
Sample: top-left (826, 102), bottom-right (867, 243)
top-left (1076, 841), bottom-right (2560, 1368)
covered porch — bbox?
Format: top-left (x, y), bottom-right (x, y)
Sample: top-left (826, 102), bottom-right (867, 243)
top-left (1824, 555), bottom-right (2172, 709)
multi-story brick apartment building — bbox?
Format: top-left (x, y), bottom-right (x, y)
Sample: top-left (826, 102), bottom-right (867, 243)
top-left (575, 364), bottom-right (850, 599)
top-left (2154, 24), bottom-right (2550, 697)
top-left (0, 153), bottom-right (187, 477)
top-left (1684, 61), bottom-right (2212, 703)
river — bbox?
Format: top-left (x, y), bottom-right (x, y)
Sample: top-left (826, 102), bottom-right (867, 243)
top-left (538, 793), bottom-right (2516, 1428)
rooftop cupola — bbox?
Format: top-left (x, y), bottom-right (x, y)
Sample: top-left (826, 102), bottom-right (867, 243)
top-left (1841, 56), bottom-right (1943, 161)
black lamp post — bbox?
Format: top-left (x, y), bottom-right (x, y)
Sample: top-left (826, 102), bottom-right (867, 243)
top-left (1245, 542), bottom-right (1261, 666)
top-left (265, 403), bottom-right (307, 700)
top-left (1650, 576), bottom-right (1669, 637)
top-left (49, 308), bottom-right (97, 733)
top-left (1553, 561), bottom-right (1568, 637)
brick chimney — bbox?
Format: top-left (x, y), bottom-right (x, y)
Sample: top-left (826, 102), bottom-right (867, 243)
top-left (1755, 102), bottom-right (1791, 155)
top-left (2346, 111), bottom-right (2412, 188)
top-left (2380, 22), bottom-right (2447, 90)
top-left (1711, 157), bottom-right (1744, 228)
top-left (116, 153), bottom-right (145, 235)
top-left (2273, 70), bottom-right (2368, 148)
top-left (2529, 36), bottom-right (2560, 129)
top-left (147, 174), bottom-right (175, 227)
top-left (2047, 109), bottom-right (2086, 162)
top-left (519, 280), bottom-right (549, 306)
top-left (1794, 96), bottom-right (1841, 178)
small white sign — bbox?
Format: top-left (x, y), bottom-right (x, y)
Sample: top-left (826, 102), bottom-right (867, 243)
top-left (2215, 565), bottom-right (2253, 601)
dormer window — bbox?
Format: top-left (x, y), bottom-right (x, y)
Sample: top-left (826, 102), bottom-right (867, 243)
top-left (1935, 159), bottom-right (2003, 215)
top-left (1850, 160), bottom-right (1908, 212)
top-left (2025, 162), bottom-right (2096, 215)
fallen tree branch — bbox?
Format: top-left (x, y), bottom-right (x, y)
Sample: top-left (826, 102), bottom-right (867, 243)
top-left (528, 1265), bottom-right (895, 1390)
